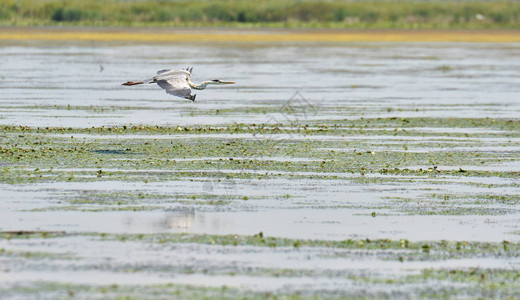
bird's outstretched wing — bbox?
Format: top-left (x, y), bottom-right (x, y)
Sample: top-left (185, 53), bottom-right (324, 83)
top-left (155, 71), bottom-right (195, 101)
top-left (156, 79), bottom-right (192, 99)
top-left (156, 68), bottom-right (192, 77)
top-left (156, 69), bottom-right (172, 75)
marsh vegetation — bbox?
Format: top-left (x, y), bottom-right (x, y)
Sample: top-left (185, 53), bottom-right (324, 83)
top-left (1, 0), bottom-right (519, 29)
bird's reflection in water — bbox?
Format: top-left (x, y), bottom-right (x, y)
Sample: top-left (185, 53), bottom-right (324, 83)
top-left (123, 209), bottom-right (196, 233)
top-left (154, 209), bottom-right (195, 231)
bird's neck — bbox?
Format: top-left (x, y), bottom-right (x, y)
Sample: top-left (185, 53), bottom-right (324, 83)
top-left (187, 78), bottom-right (214, 90)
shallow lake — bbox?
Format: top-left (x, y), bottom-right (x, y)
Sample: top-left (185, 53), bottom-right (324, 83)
top-left (1, 40), bottom-right (520, 298)
top-left (2, 41), bottom-right (520, 127)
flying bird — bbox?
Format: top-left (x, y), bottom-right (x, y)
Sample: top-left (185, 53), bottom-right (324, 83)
top-left (122, 67), bottom-right (235, 101)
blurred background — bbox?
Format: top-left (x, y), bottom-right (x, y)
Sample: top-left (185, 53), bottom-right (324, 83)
top-left (0, 0), bottom-right (518, 29)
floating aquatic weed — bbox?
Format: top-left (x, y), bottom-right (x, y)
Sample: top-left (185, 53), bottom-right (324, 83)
top-left (2, 43), bottom-right (520, 299)
top-left (201, 169), bottom-right (238, 199)
top-left (254, 91), bottom-right (319, 150)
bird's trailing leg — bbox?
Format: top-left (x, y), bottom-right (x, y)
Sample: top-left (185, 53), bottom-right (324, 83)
top-left (122, 81), bottom-right (144, 86)
top-left (184, 67), bottom-right (193, 74)
top-left (185, 94), bottom-right (196, 101)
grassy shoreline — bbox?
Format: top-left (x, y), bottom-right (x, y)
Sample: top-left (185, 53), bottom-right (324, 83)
top-left (2, 27), bottom-right (520, 43)
top-left (1, 0), bottom-right (519, 30)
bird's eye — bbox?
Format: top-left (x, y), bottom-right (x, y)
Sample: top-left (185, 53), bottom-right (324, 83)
top-left (212, 79), bottom-right (219, 82)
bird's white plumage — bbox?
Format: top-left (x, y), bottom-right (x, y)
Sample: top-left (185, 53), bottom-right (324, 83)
top-left (155, 69), bottom-right (190, 78)
top-left (122, 67), bottom-right (233, 101)
top-left (153, 69), bottom-right (194, 100)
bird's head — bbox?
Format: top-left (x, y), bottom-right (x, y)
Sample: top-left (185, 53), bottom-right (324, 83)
top-left (211, 79), bottom-right (235, 85)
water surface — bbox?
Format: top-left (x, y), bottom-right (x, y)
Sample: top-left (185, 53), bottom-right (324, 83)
top-left (1, 40), bottom-right (520, 298)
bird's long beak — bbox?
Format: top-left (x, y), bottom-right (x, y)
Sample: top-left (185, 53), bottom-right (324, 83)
top-left (221, 81), bottom-right (235, 84)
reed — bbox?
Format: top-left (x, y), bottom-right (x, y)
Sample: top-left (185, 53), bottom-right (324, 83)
top-left (0, 0), bottom-right (519, 29)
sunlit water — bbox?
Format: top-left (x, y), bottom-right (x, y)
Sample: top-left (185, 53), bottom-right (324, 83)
top-left (1, 40), bottom-right (520, 296)
top-left (1, 42), bottom-right (520, 127)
